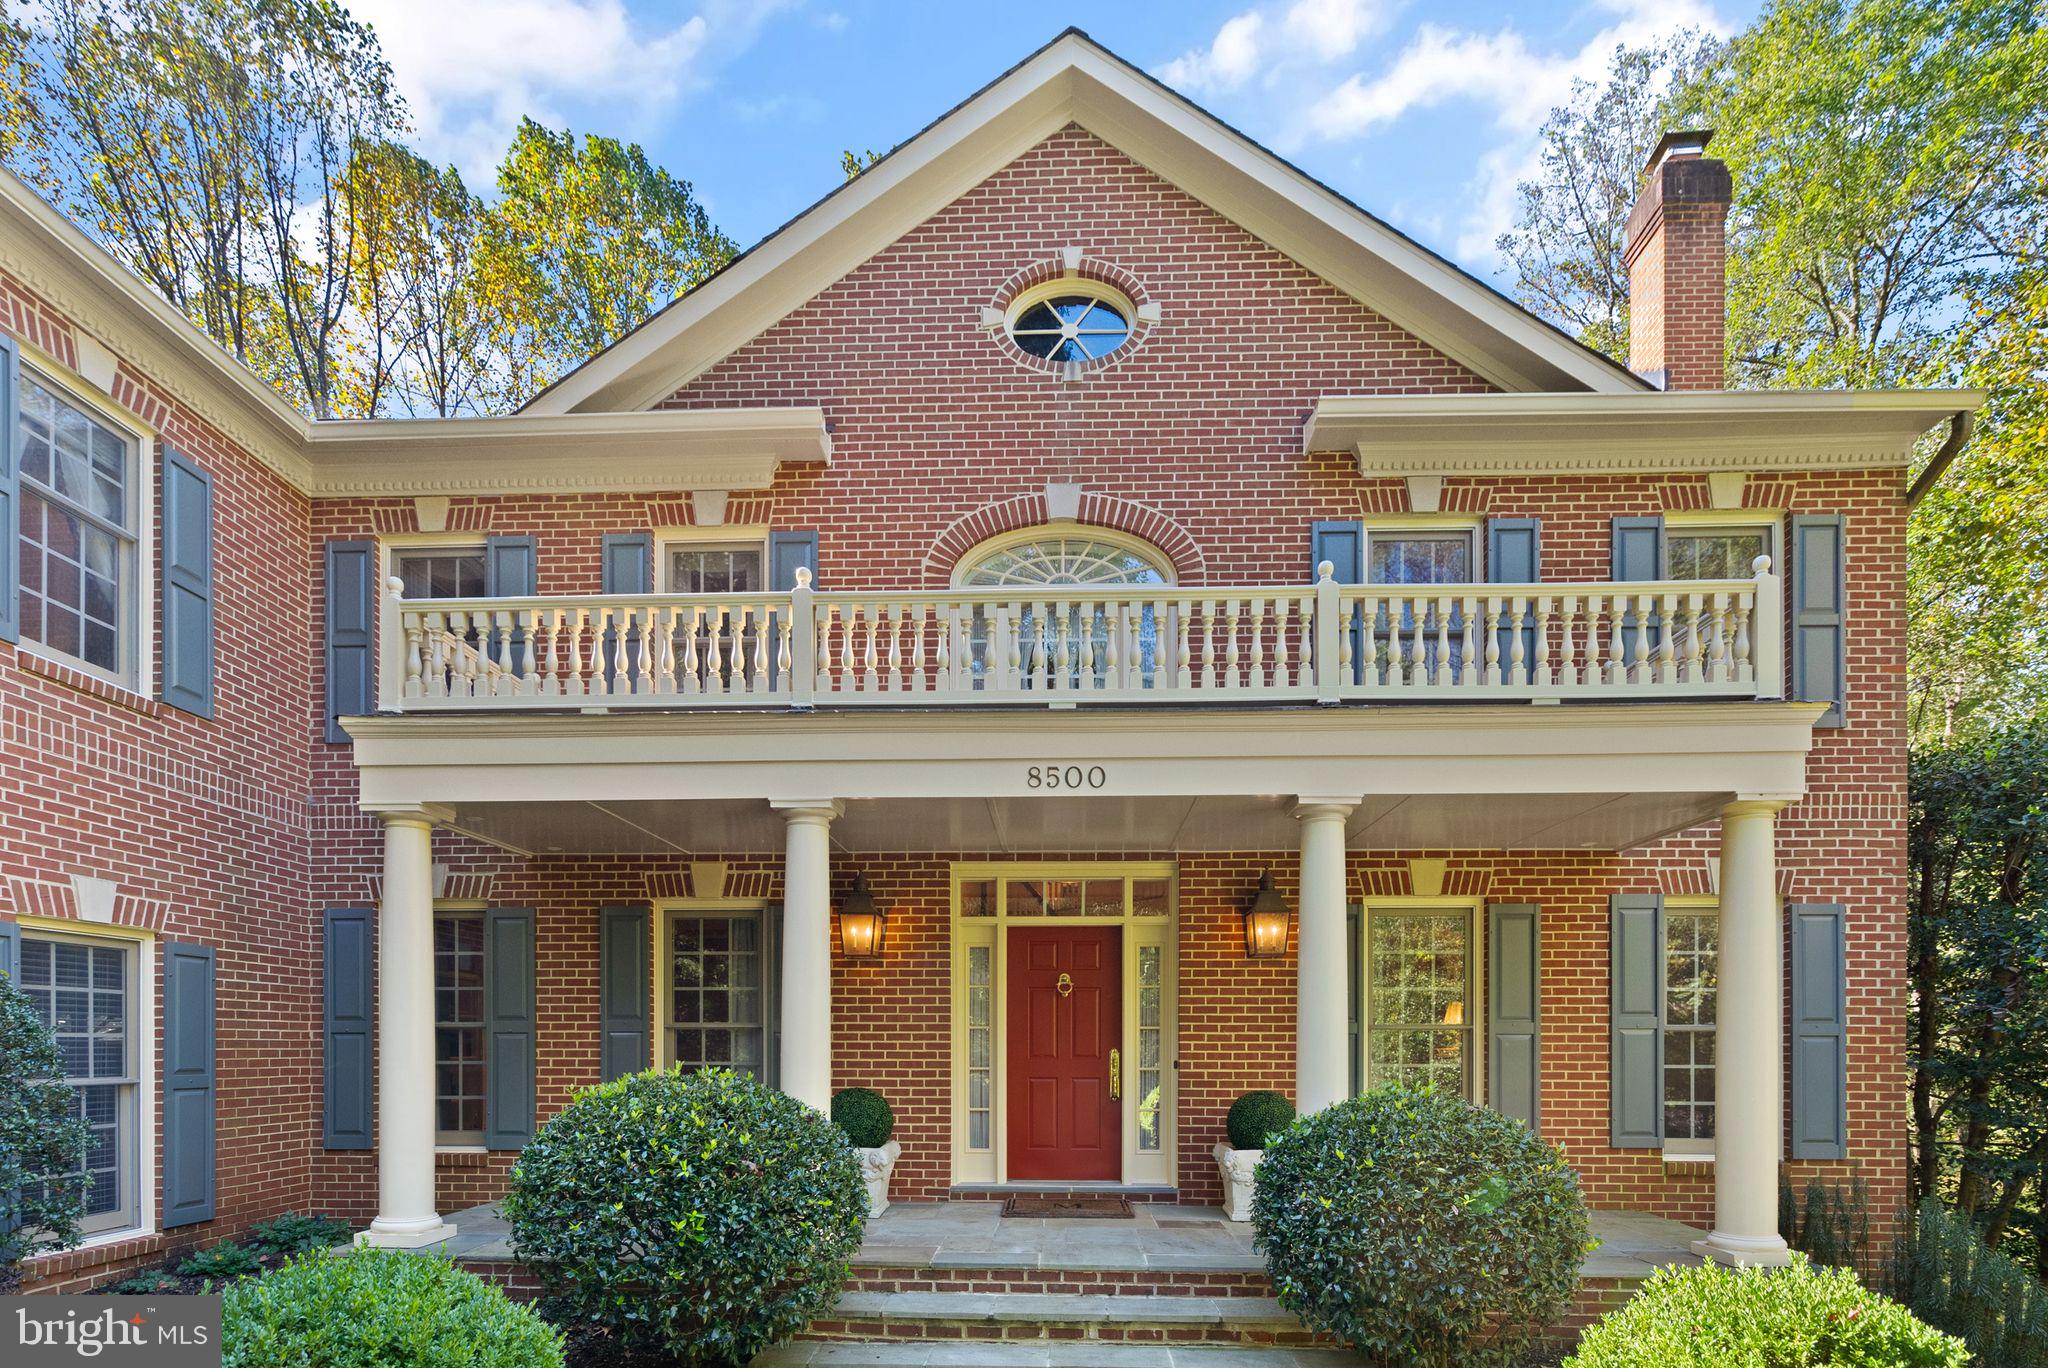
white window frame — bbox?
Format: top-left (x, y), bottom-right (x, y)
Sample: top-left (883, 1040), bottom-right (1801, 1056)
top-left (1662, 512), bottom-right (1779, 582)
top-left (1357, 897), bottom-right (1485, 1104)
top-left (430, 900), bottom-right (489, 1150)
top-left (15, 917), bottom-right (156, 1247)
top-left (950, 526), bottom-right (1176, 588)
top-left (655, 526), bottom-right (769, 595)
top-left (1662, 895), bottom-right (1720, 1160)
top-left (1361, 516), bottom-right (1483, 585)
top-left (1002, 279), bottom-right (1137, 364)
top-left (653, 899), bottom-right (773, 1080)
top-left (13, 350), bottom-right (155, 694)
top-left (377, 531), bottom-right (488, 713)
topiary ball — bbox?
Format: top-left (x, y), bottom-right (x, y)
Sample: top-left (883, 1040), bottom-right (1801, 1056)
top-left (1226, 1090), bottom-right (1295, 1150)
top-left (1251, 1084), bottom-right (1589, 1365)
top-left (503, 1068), bottom-right (865, 1365)
top-left (831, 1087), bottom-right (895, 1149)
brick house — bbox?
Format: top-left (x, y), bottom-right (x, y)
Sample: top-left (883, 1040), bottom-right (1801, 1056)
top-left (0, 28), bottom-right (1976, 1319)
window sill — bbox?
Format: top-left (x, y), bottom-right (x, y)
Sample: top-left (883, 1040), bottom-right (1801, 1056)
top-left (1662, 1150), bottom-right (1715, 1165)
top-left (435, 1143), bottom-right (487, 1154)
top-left (12, 644), bottom-right (161, 718)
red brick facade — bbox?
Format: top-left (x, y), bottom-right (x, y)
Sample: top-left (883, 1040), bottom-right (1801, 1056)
top-left (3, 122), bottom-right (1905, 1295)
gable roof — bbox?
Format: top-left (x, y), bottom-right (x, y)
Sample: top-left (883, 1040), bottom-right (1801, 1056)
top-left (524, 28), bottom-right (1648, 415)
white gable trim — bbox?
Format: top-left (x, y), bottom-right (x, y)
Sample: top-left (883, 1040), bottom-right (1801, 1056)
top-left (523, 30), bottom-right (1644, 415)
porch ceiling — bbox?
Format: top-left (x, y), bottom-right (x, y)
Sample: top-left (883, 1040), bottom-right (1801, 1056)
top-left (441, 788), bottom-right (1725, 857)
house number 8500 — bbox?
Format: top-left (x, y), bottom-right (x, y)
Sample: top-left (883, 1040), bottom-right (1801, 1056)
top-left (1026, 765), bottom-right (1108, 790)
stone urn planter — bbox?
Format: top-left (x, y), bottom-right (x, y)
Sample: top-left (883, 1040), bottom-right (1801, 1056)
top-left (1213, 1142), bottom-right (1262, 1222)
top-left (857, 1138), bottom-right (903, 1216)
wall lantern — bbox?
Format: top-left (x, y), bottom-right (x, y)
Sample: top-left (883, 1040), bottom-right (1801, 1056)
top-left (839, 874), bottom-right (886, 959)
top-left (1243, 870), bottom-right (1292, 959)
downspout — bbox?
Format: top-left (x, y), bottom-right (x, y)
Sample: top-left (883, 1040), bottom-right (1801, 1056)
top-left (1905, 410), bottom-right (1976, 508)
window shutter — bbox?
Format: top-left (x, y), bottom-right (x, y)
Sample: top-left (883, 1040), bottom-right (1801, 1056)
top-left (0, 334), bottom-right (22, 644)
top-left (1791, 515), bottom-right (1846, 727)
top-left (1312, 522), bottom-right (1363, 686)
top-left (1609, 893), bottom-right (1664, 1148)
top-left (600, 533), bottom-right (652, 594)
top-left (769, 531), bottom-right (820, 590)
top-left (1790, 902), bottom-right (1849, 1160)
top-left (163, 940), bottom-right (217, 1227)
top-left (324, 540), bottom-right (375, 743)
top-left (484, 535), bottom-right (537, 596)
top-left (484, 907), bottom-right (537, 1149)
top-left (322, 908), bottom-right (374, 1150)
top-left (1346, 901), bottom-right (1362, 1099)
top-left (598, 905), bottom-right (649, 1080)
top-left (1489, 903), bottom-right (1542, 1129)
top-left (159, 447), bottom-right (216, 717)
top-left (764, 903), bottom-right (785, 1090)
top-left (1611, 517), bottom-right (1665, 664)
top-left (1487, 518), bottom-right (1541, 683)
top-left (0, 917), bottom-right (18, 979)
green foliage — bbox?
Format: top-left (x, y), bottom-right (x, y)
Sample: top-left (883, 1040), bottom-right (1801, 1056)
top-left (1250, 1085), bottom-right (1588, 1366)
top-left (841, 148), bottom-right (882, 180)
top-left (1225, 1090), bottom-right (1294, 1150)
top-left (0, 968), bottom-right (90, 1292)
top-left (221, 1248), bottom-right (562, 1368)
top-left (1780, 1175), bottom-right (1872, 1270)
top-left (1567, 1255), bottom-right (1968, 1367)
top-left (111, 1271), bottom-right (183, 1295)
top-left (246, 1211), bottom-right (353, 1255)
top-left (176, 1241), bottom-right (264, 1280)
top-left (831, 1087), bottom-right (895, 1148)
top-left (503, 1067), bottom-right (866, 1365)
top-left (1891, 1199), bottom-right (2048, 1368)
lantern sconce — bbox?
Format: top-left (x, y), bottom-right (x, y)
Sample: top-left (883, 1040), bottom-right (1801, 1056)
top-left (1243, 869), bottom-right (1292, 959)
top-left (839, 873), bottom-right (886, 959)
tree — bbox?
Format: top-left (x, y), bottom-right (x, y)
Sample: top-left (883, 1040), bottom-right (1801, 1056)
top-left (1495, 34), bottom-right (1718, 361)
top-left (0, 971), bottom-right (91, 1291)
top-left (477, 119), bottom-right (737, 407)
top-left (841, 147), bottom-right (882, 181)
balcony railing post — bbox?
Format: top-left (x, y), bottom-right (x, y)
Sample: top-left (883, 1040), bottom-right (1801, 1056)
top-left (383, 576), bottom-right (408, 713)
top-left (789, 568), bottom-right (817, 709)
top-left (1313, 560), bottom-right (1340, 705)
top-left (1751, 555), bottom-right (1784, 699)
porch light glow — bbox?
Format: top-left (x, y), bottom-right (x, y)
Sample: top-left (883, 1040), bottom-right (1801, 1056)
top-left (1243, 870), bottom-right (1292, 959)
top-left (839, 874), bottom-right (886, 958)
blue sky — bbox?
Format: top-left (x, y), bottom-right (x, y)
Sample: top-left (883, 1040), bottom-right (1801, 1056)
top-left (348, 0), bottom-right (1761, 280)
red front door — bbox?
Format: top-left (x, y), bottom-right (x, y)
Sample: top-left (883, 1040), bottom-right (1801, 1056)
top-left (1007, 926), bottom-right (1122, 1181)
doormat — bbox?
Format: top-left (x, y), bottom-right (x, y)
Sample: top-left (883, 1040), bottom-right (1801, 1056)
top-left (1001, 1195), bottom-right (1135, 1219)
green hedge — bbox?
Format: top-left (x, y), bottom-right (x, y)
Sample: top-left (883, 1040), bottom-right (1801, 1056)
top-left (222, 1249), bottom-right (561, 1368)
top-left (1568, 1256), bottom-right (1966, 1367)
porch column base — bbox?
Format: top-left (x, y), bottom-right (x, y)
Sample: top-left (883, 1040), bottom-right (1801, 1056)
top-left (1690, 1232), bottom-right (1793, 1268)
top-left (356, 1218), bottom-right (458, 1250)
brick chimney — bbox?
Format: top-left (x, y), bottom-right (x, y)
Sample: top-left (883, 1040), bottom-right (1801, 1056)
top-left (1624, 129), bottom-right (1732, 390)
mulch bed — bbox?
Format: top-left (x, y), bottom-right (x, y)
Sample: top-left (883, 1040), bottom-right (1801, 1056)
top-left (87, 1247), bottom-right (304, 1296)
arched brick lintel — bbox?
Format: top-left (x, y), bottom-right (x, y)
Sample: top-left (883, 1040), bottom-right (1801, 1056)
top-left (921, 491), bottom-right (1209, 586)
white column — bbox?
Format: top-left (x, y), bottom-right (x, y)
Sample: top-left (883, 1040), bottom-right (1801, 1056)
top-left (359, 804), bottom-right (456, 1249)
top-left (1693, 798), bottom-right (1793, 1267)
top-left (774, 799), bottom-right (843, 1111)
top-left (1293, 797), bottom-right (1358, 1115)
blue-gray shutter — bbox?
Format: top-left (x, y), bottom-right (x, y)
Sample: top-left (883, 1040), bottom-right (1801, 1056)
top-left (162, 940), bottom-right (217, 1227)
top-left (1791, 515), bottom-right (1845, 725)
top-left (324, 540), bottom-right (375, 742)
top-left (1312, 522), bottom-right (1363, 686)
top-left (599, 534), bottom-right (651, 691)
top-left (1487, 518), bottom-right (1541, 683)
top-left (768, 532), bottom-right (819, 692)
top-left (1346, 902), bottom-right (1362, 1098)
top-left (1790, 902), bottom-right (1849, 1160)
top-left (0, 334), bottom-right (21, 643)
top-left (0, 917), bottom-right (18, 979)
top-left (1611, 516), bottom-right (1665, 663)
top-left (1609, 893), bottom-right (1664, 1148)
top-left (322, 908), bottom-right (374, 1150)
top-left (484, 535), bottom-right (537, 678)
top-left (598, 904), bottom-right (649, 1080)
top-left (1489, 903), bottom-right (1541, 1129)
top-left (484, 907), bottom-right (537, 1149)
top-left (159, 447), bottom-right (215, 717)
top-left (764, 903), bottom-right (784, 1089)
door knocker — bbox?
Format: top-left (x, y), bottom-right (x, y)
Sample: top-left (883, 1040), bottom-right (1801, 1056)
top-left (1055, 972), bottom-right (1074, 998)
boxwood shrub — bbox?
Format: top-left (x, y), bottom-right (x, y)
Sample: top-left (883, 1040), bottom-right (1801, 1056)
top-left (831, 1087), bottom-right (894, 1148)
top-left (221, 1249), bottom-right (562, 1368)
top-left (504, 1067), bottom-right (866, 1365)
top-left (1568, 1256), bottom-right (1968, 1367)
top-left (1251, 1084), bottom-right (1588, 1366)
top-left (1226, 1090), bottom-right (1295, 1150)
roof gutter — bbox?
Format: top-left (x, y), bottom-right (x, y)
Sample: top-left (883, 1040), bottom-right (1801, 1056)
top-left (1905, 409), bottom-right (1977, 508)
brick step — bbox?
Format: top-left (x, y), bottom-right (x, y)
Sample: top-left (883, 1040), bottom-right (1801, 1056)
top-left (799, 1291), bottom-right (1332, 1349)
top-left (757, 1341), bottom-right (1355, 1365)
top-left (847, 1264), bottom-right (1271, 1298)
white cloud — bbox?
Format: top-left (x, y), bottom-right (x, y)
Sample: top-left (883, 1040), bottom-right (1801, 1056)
top-left (352, 0), bottom-right (791, 182)
top-left (1156, 0), bottom-right (1391, 94)
top-left (1157, 12), bottom-right (1266, 94)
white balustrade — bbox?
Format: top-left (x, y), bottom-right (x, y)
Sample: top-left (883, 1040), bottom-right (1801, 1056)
top-left (386, 559), bottom-right (1782, 711)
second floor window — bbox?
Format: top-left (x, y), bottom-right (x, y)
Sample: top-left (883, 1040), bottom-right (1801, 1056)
top-left (1668, 525), bottom-right (1771, 581)
top-left (18, 372), bottom-right (137, 681)
top-left (396, 547), bottom-right (486, 600)
top-left (667, 544), bottom-right (762, 594)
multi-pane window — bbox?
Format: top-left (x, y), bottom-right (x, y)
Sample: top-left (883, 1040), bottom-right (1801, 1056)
top-left (1364, 910), bottom-right (1472, 1098)
top-left (1668, 526), bottom-right (1771, 581)
top-left (670, 914), bottom-right (766, 1077)
top-left (433, 912), bottom-right (487, 1142)
top-left (965, 945), bottom-right (993, 1150)
top-left (959, 535), bottom-right (1171, 688)
top-left (18, 934), bottom-right (136, 1234)
top-left (1136, 945), bottom-right (1163, 1151)
top-left (1365, 529), bottom-right (1476, 682)
top-left (395, 547), bottom-right (487, 601)
top-left (1664, 908), bottom-right (1719, 1143)
top-left (18, 372), bottom-right (136, 679)
top-left (666, 544), bottom-right (763, 595)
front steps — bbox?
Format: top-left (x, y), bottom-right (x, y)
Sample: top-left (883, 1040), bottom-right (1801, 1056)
top-left (794, 1288), bottom-right (1335, 1353)
top-left (757, 1344), bottom-right (1353, 1365)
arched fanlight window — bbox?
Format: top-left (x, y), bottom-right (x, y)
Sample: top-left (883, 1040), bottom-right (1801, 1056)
top-left (955, 531), bottom-right (1175, 690)
top-left (959, 535), bottom-right (1171, 588)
